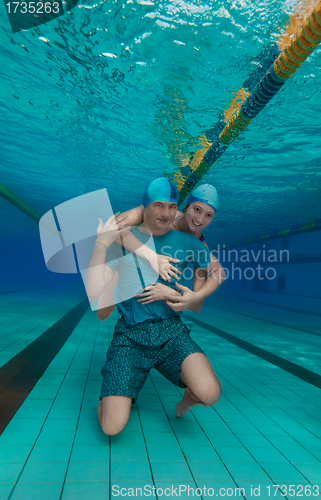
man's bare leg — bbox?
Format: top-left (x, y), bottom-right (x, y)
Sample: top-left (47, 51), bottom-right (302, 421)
top-left (176, 352), bottom-right (221, 417)
top-left (98, 395), bottom-right (132, 435)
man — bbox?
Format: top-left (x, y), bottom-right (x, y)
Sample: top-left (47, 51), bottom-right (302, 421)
top-left (86, 178), bottom-right (225, 436)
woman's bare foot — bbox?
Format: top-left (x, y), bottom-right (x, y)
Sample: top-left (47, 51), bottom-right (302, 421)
top-left (175, 387), bottom-right (201, 417)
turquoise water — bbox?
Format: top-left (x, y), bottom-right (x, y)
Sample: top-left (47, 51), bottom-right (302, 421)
top-left (1, 0), bottom-right (321, 248)
top-left (0, 3), bottom-right (321, 498)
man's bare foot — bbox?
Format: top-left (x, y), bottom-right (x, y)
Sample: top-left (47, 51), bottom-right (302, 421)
top-left (176, 387), bottom-right (200, 418)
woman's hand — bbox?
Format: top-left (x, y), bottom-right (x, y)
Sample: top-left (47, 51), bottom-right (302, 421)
top-left (135, 282), bottom-right (181, 305)
top-left (156, 255), bottom-right (182, 282)
top-left (97, 213), bottom-right (131, 246)
top-left (165, 282), bottom-right (201, 312)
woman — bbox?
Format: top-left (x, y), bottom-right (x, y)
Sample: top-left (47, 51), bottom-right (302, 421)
top-left (96, 183), bottom-right (220, 319)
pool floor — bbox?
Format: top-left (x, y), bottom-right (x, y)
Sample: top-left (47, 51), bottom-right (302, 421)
top-left (0, 289), bottom-right (320, 499)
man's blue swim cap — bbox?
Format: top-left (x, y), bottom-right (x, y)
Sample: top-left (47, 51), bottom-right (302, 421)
top-left (185, 184), bottom-right (219, 212)
top-left (142, 178), bottom-right (179, 208)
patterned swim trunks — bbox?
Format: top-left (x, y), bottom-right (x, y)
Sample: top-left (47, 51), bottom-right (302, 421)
top-left (100, 315), bottom-right (204, 401)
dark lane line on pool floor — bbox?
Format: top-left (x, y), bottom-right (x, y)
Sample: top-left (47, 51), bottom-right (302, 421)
top-left (0, 298), bottom-right (89, 434)
top-left (183, 314), bottom-right (321, 390)
top-left (218, 293), bottom-right (321, 320)
top-left (209, 303), bottom-right (321, 338)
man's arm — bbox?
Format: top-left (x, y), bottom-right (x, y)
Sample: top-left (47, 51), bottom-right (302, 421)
top-left (86, 213), bottom-right (125, 301)
top-left (111, 205), bottom-right (182, 281)
top-left (96, 271), bottom-right (118, 321)
top-left (86, 246), bottom-right (117, 302)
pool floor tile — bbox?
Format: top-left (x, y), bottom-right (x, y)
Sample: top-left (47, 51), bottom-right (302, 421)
top-left (18, 462), bottom-right (68, 484)
top-left (0, 484), bottom-right (14, 499)
top-left (216, 446), bottom-right (255, 463)
top-left (181, 445), bottom-right (221, 463)
top-left (226, 462), bottom-right (272, 482)
top-left (61, 481), bottom-right (109, 500)
top-left (170, 420), bottom-right (203, 434)
top-left (42, 419), bottom-right (78, 432)
top-left (111, 461), bottom-right (152, 482)
top-left (146, 444), bottom-right (186, 462)
top-left (177, 432), bottom-right (211, 447)
top-left (293, 463), bottom-right (321, 483)
top-left (197, 420), bottom-right (229, 432)
top-left (140, 419), bottom-right (173, 433)
top-left (139, 411), bottom-right (167, 421)
top-left (70, 444), bottom-right (109, 462)
top-left (261, 462), bottom-right (309, 482)
top-left (237, 434), bottom-right (274, 448)
top-left (36, 430), bottom-right (75, 446)
top-left (0, 445), bottom-right (32, 463)
top-left (110, 430), bottom-right (145, 446)
top-left (248, 446), bottom-right (289, 463)
top-left (5, 418), bottom-right (45, 432)
top-left (10, 482), bottom-right (63, 500)
top-left (295, 436), bottom-right (321, 450)
top-left (143, 431), bottom-right (178, 446)
top-left (0, 430), bottom-right (40, 446)
top-left (207, 433), bottom-right (243, 448)
top-left (65, 462), bottom-right (109, 482)
top-left (74, 430), bottom-right (108, 446)
top-left (28, 445), bottom-right (72, 462)
top-left (150, 461), bottom-right (193, 482)
top-left (111, 445), bottom-right (147, 462)
top-left (281, 448), bottom-right (321, 464)
top-left (188, 462), bottom-right (233, 482)
top-left (0, 463), bottom-right (25, 484)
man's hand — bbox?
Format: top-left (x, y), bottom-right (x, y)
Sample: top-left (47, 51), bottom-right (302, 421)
top-left (135, 282), bottom-right (181, 305)
top-left (165, 282), bottom-right (201, 312)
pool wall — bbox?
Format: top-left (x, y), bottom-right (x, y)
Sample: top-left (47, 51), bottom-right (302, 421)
top-left (210, 230), bottom-right (321, 316)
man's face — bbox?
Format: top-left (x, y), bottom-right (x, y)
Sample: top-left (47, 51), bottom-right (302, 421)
top-left (143, 201), bottom-right (178, 234)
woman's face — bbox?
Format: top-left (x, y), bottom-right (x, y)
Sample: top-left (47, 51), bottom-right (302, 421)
top-left (184, 202), bottom-right (215, 232)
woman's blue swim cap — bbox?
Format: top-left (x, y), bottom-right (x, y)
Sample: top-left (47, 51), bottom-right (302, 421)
top-left (142, 178), bottom-right (179, 208)
top-left (185, 184), bottom-right (219, 211)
